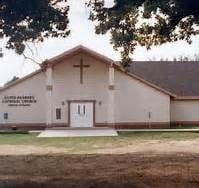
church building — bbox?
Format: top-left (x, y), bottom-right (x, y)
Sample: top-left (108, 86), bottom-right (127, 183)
top-left (0, 45), bottom-right (199, 129)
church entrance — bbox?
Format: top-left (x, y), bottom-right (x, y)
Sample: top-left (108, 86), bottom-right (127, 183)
top-left (69, 101), bottom-right (95, 127)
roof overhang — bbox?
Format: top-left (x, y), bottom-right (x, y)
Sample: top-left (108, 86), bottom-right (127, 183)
top-left (0, 70), bottom-right (42, 93)
top-left (41, 45), bottom-right (115, 69)
top-left (173, 96), bottom-right (199, 101)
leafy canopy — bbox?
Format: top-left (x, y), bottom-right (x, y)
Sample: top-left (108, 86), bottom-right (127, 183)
top-left (87, 0), bottom-right (199, 67)
top-left (0, 0), bottom-right (70, 54)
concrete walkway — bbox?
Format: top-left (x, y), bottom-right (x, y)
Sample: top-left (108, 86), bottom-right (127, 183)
top-left (36, 127), bottom-right (199, 138)
top-left (118, 128), bottom-right (199, 132)
top-left (38, 128), bottom-right (118, 138)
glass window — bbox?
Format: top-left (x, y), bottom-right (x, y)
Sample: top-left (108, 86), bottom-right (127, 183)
top-left (56, 108), bottom-right (61, 120)
top-left (4, 113), bottom-right (8, 120)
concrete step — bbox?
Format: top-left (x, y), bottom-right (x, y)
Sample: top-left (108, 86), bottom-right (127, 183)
top-left (38, 128), bottom-right (118, 138)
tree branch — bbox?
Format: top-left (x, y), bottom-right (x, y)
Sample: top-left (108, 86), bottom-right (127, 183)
top-left (22, 53), bottom-right (40, 66)
top-left (25, 42), bottom-right (35, 56)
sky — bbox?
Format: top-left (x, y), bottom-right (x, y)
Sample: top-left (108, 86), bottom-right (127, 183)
top-left (0, 0), bottom-right (199, 86)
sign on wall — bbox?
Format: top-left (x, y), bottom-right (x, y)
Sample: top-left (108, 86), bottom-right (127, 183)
top-left (2, 96), bottom-right (37, 107)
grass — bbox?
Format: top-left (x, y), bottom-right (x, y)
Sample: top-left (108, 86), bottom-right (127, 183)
top-left (0, 132), bottom-right (198, 153)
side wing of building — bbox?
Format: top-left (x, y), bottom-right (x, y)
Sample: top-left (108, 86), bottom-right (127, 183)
top-left (0, 71), bottom-right (46, 128)
top-left (114, 69), bottom-right (171, 128)
top-left (171, 100), bottom-right (199, 126)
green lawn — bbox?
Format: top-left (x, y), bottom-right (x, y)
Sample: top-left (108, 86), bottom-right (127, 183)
top-left (0, 132), bottom-right (198, 153)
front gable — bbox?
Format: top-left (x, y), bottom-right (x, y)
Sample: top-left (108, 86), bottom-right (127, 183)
top-left (51, 52), bottom-right (110, 124)
top-left (53, 52), bottom-right (109, 93)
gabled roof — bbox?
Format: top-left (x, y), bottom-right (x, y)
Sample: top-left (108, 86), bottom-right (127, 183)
top-left (1, 45), bottom-right (199, 100)
top-left (41, 45), bottom-right (176, 97)
top-left (41, 45), bottom-right (115, 68)
top-left (128, 61), bottom-right (199, 97)
top-left (0, 70), bottom-right (42, 92)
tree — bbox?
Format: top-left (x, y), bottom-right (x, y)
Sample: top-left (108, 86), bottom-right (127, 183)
top-left (0, 0), bottom-right (70, 55)
top-left (87, 0), bottom-right (199, 67)
top-left (162, 54), bottom-right (199, 62)
top-left (148, 53), bottom-right (199, 61)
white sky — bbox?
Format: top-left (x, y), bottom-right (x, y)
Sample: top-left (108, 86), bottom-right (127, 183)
top-left (0, 0), bottom-right (199, 86)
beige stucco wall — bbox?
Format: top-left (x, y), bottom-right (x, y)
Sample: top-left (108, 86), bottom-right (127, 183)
top-left (52, 53), bottom-right (109, 124)
top-left (171, 100), bottom-right (199, 122)
top-left (0, 72), bottom-right (46, 124)
top-left (114, 70), bottom-right (170, 123)
top-left (0, 51), bottom-right (172, 127)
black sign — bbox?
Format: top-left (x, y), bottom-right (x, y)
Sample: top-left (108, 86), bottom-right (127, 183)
top-left (2, 96), bottom-right (37, 107)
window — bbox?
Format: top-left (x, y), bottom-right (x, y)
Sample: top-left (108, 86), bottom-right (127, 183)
top-left (56, 108), bottom-right (61, 120)
top-left (4, 113), bottom-right (8, 120)
top-left (78, 104), bottom-right (86, 116)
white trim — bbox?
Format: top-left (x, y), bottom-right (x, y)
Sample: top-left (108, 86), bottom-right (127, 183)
top-left (108, 66), bottom-right (115, 123)
top-left (46, 66), bottom-right (53, 125)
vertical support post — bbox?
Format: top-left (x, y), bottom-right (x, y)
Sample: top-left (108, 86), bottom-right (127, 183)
top-left (108, 64), bottom-right (115, 126)
top-left (46, 65), bottom-right (53, 127)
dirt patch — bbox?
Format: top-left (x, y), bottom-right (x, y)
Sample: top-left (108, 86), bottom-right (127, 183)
top-left (0, 153), bottom-right (199, 188)
top-left (0, 140), bottom-right (199, 187)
